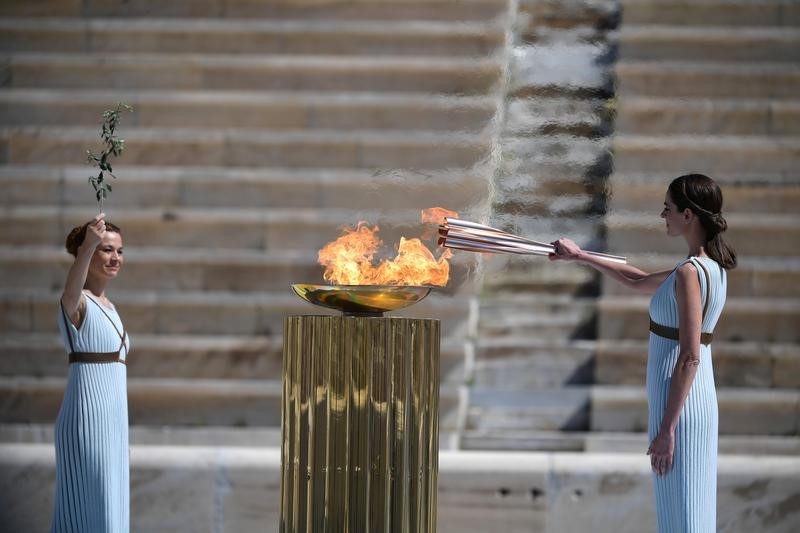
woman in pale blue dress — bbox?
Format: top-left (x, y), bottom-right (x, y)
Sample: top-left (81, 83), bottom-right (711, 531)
top-left (52, 213), bottom-right (130, 532)
top-left (550, 174), bottom-right (737, 532)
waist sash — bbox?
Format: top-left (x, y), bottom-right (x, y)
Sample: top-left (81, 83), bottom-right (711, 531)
top-left (69, 351), bottom-right (127, 365)
top-left (649, 318), bottom-right (713, 345)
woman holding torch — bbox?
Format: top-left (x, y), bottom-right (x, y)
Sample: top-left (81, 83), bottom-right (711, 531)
top-left (52, 213), bottom-right (130, 532)
top-left (549, 173), bottom-right (736, 532)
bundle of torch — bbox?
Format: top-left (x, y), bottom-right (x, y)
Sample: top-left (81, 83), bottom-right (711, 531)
top-left (438, 218), bottom-right (627, 264)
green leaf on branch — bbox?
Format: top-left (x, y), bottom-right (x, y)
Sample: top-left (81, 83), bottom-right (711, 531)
top-left (86, 102), bottom-right (134, 209)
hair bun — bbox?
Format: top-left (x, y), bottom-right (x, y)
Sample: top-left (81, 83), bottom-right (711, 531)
top-left (65, 223), bottom-right (90, 257)
top-left (710, 213), bottom-right (727, 233)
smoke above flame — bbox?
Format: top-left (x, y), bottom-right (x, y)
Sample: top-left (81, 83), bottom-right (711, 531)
top-left (318, 208), bottom-right (457, 286)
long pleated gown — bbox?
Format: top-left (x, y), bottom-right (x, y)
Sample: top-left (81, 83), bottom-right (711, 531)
top-left (52, 292), bottom-right (131, 532)
top-left (647, 256), bottom-right (726, 532)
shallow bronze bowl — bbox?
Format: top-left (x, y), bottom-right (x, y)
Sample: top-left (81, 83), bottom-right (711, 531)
top-left (291, 284), bottom-right (432, 316)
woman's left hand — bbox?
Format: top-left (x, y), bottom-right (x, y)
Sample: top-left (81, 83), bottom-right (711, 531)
top-left (647, 430), bottom-right (675, 477)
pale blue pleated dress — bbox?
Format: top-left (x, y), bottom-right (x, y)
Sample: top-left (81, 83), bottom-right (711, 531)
top-left (52, 291), bottom-right (131, 533)
top-left (647, 256), bottom-right (726, 533)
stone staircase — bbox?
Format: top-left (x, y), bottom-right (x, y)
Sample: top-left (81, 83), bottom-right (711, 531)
top-left (464, 0), bottom-right (619, 450)
top-left (1, 0), bottom-right (797, 458)
top-left (465, 0), bottom-right (799, 452)
top-left (595, 0), bottom-right (800, 440)
top-left (0, 0), bottom-right (508, 445)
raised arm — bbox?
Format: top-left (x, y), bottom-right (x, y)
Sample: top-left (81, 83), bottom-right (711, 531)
top-left (647, 262), bottom-right (703, 476)
top-left (548, 238), bottom-right (671, 294)
top-left (61, 214), bottom-right (106, 326)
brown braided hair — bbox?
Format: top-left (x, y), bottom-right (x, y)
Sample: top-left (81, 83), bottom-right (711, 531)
top-left (668, 174), bottom-right (737, 270)
top-left (65, 221), bottom-right (122, 257)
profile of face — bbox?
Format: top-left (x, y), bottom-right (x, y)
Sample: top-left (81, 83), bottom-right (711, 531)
top-left (88, 231), bottom-right (124, 280)
top-left (660, 191), bottom-right (693, 237)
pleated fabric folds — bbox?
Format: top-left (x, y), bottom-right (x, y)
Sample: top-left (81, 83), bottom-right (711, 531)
top-left (647, 257), bottom-right (726, 533)
top-left (52, 292), bottom-right (130, 532)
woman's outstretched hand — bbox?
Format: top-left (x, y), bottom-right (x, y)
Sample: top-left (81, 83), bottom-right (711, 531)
top-left (548, 238), bottom-right (583, 261)
top-left (647, 430), bottom-right (675, 477)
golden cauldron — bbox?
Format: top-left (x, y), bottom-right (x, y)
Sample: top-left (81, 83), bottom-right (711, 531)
top-left (282, 284), bottom-right (440, 532)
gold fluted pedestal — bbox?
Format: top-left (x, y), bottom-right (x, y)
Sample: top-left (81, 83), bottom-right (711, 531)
top-left (281, 316), bottom-right (440, 533)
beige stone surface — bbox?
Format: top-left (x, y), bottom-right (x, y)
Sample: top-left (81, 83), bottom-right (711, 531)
top-left (618, 26), bottom-right (800, 63)
top-left (2, 445), bottom-right (798, 532)
top-left (616, 62), bottom-right (800, 99)
top-left (591, 386), bottom-right (800, 436)
top-left (9, 53), bottom-right (501, 94)
top-left (618, 0), bottom-right (789, 27)
top-left (0, 0), bottom-right (81, 17)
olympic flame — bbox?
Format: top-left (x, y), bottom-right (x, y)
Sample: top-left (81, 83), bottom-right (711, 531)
top-left (318, 208), bottom-right (456, 286)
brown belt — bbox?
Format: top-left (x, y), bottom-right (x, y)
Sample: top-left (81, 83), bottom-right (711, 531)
top-left (69, 352), bottom-right (127, 365)
top-left (649, 318), bottom-right (713, 345)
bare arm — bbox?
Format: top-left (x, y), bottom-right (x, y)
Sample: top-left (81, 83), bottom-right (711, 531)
top-left (647, 262), bottom-right (703, 476)
top-left (548, 238), bottom-right (671, 294)
top-left (61, 214), bottom-right (106, 326)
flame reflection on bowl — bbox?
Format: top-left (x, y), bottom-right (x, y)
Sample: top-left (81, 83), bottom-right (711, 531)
top-left (291, 284), bottom-right (432, 316)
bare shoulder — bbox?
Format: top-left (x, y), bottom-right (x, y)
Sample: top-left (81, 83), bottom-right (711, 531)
top-left (676, 262), bottom-right (698, 277)
top-left (675, 262), bottom-right (700, 293)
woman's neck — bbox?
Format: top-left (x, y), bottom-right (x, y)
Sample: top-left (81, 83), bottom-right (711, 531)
top-left (83, 277), bottom-right (108, 299)
top-left (685, 228), bottom-right (708, 258)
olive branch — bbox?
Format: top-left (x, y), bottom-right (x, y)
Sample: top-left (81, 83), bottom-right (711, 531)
top-left (87, 103), bottom-right (134, 210)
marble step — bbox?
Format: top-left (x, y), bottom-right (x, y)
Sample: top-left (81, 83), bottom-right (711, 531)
top-left (474, 337), bottom-right (597, 387)
top-left (0, 89), bottom-right (496, 131)
top-left (2, 444), bottom-right (799, 533)
top-left (0, 245), bottom-right (476, 294)
top-left (480, 257), bottom-right (597, 295)
top-left (615, 97), bottom-right (800, 136)
top-left (612, 134), bottom-right (800, 173)
top-left (0, 375), bottom-right (462, 429)
top-left (607, 170), bottom-right (800, 214)
top-left (0, 333), bottom-right (470, 383)
top-left (0, 0), bottom-right (509, 21)
top-left (591, 385), bottom-right (800, 435)
top-left (0, 205), bottom-right (481, 251)
top-left (620, 0), bottom-right (800, 27)
top-left (478, 294), bottom-right (597, 339)
top-left (466, 386), bottom-right (592, 432)
top-left (594, 339), bottom-right (799, 389)
top-left (3, 52), bottom-right (501, 94)
top-left (474, 336), bottom-right (799, 390)
top-left (0, 423), bottom-right (283, 447)
top-left (617, 26), bottom-right (800, 63)
top-left (616, 61), bottom-right (800, 99)
top-left (605, 211), bottom-right (800, 257)
top-left (4, 443), bottom-right (800, 533)
top-left (0, 164), bottom-right (490, 210)
top-left (4, 422), bottom-right (798, 456)
top-left (0, 126), bottom-right (490, 169)
top-left (0, 18), bottom-right (503, 57)
top-left (597, 296), bottom-right (800, 343)
top-left (460, 428), bottom-right (800, 454)
top-left (601, 254), bottom-right (800, 299)
top-left (0, 289), bottom-right (473, 338)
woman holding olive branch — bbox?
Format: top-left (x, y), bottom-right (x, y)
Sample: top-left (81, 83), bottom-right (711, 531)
top-left (51, 104), bottom-right (133, 532)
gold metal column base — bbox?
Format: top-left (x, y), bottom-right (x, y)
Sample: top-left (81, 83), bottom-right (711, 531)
top-left (281, 316), bottom-right (440, 533)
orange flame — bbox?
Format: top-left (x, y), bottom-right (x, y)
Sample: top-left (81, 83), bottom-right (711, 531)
top-left (318, 208), bottom-right (456, 286)
top-left (421, 207), bottom-right (458, 226)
